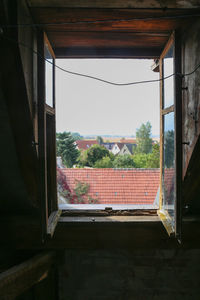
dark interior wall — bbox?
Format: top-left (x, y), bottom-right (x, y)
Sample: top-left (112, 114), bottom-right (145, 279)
top-left (59, 249), bottom-right (200, 300)
top-left (182, 19), bottom-right (200, 177)
top-left (18, 0), bottom-right (38, 142)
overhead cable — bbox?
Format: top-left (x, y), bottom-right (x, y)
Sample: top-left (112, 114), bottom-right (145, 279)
top-left (1, 34), bottom-right (200, 86)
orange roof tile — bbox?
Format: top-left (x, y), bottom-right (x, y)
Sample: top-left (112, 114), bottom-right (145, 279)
top-left (75, 140), bottom-right (98, 150)
top-left (61, 168), bottom-right (160, 205)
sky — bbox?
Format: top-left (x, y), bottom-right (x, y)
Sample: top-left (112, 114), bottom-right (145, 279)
top-left (55, 59), bottom-right (160, 137)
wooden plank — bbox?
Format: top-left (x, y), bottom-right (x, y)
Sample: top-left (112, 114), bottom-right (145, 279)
top-left (30, 7), bottom-right (198, 32)
top-left (174, 30), bottom-right (182, 239)
top-left (47, 210), bottom-right (62, 237)
top-left (2, 215), bottom-right (200, 249)
top-left (27, 0), bottom-right (200, 9)
top-left (48, 31), bottom-right (168, 48)
top-left (54, 46), bottom-right (161, 58)
top-left (0, 252), bottom-right (55, 300)
top-left (162, 105), bottom-right (174, 115)
top-left (37, 29), bottom-right (49, 240)
top-left (0, 26), bottom-right (39, 208)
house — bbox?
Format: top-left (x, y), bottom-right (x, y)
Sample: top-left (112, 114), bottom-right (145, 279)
top-left (111, 143), bottom-right (125, 155)
top-left (1, 1), bottom-right (200, 300)
top-left (102, 142), bottom-right (115, 151)
top-left (59, 168), bottom-right (160, 206)
top-left (118, 143), bottom-right (136, 155)
top-left (75, 139), bottom-right (98, 150)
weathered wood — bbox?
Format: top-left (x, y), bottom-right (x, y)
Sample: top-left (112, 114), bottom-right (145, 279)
top-left (29, 7), bottom-right (198, 57)
top-left (0, 9), bottom-right (39, 208)
top-left (27, 0), bottom-right (200, 9)
top-left (30, 8), bottom-right (198, 32)
top-left (55, 46), bottom-right (162, 58)
top-left (0, 252), bottom-right (55, 300)
top-left (183, 134), bottom-right (200, 208)
top-left (48, 31), bottom-right (168, 48)
top-left (1, 215), bottom-right (200, 249)
top-left (162, 105), bottom-right (174, 115)
top-left (47, 210), bottom-right (62, 237)
top-left (174, 30), bottom-right (182, 238)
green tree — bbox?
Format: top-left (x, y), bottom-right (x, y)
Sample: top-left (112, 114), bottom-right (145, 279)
top-left (164, 130), bottom-right (174, 168)
top-left (94, 156), bottom-right (113, 168)
top-left (78, 144), bottom-right (110, 167)
top-left (87, 144), bottom-right (110, 167)
top-left (71, 132), bottom-right (83, 140)
top-left (136, 121), bottom-right (153, 154)
top-left (113, 154), bottom-right (135, 168)
top-left (146, 143), bottom-right (160, 168)
top-left (133, 153), bottom-right (149, 168)
top-left (97, 136), bottom-right (103, 145)
top-left (56, 131), bottom-right (79, 167)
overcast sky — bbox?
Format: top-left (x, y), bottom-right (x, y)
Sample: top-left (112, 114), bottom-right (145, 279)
top-left (56, 59), bottom-right (159, 137)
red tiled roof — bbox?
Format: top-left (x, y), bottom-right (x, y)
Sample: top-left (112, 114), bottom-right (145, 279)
top-left (120, 139), bottom-right (137, 144)
top-left (75, 140), bottom-right (98, 150)
top-left (61, 168), bottom-right (160, 205)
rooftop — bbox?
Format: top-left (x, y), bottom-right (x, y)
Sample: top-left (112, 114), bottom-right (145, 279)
top-left (60, 168), bottom-right (160, 205)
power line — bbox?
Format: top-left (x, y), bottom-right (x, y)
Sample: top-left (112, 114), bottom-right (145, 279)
top-left (1, 13), bottom-right (200, 28)
top-left (1, 34), bottom-right (200, 86)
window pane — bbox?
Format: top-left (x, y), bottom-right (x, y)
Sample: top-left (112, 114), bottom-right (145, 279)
top-left (45, 44), bottom-right (53, 107)
top-left (163, 45), bottom-right (174, 108)
top-left (163, 112), bottom-right (175, 223)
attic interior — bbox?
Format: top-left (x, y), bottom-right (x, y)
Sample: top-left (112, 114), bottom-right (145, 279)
top-left (1, 0), bottom-right (200, 299)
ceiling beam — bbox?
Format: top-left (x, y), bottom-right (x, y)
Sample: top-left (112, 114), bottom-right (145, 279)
top-left (27, 0), bottom-right (200, 9)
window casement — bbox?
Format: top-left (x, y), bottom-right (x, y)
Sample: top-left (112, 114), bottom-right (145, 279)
top-left (37, 30), bottom-right (182, 241)
top-left (158, 32), bottom-right (182, 239)
top-left (37, 31), bottom-right (61, 240)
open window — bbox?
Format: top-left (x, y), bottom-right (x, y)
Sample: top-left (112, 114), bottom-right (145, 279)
top-left (37, 32), bottom-right (61, 240)
top-left (37, 29), bottom-right (182, 241)
top-left (158, 32), bottom-right (182, 238)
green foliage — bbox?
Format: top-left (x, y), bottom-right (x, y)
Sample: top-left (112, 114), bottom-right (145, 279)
top-left (94, 156), bottom-right (113, 168)
top-left (56, 131), bottom-right (79, 167)
top-left (80, 144), bottom-right (110, 167)
top-left (133, 143), bottom-right (160, 168)
top-left (147, 143), bottom-right (160, 168)
top-left (133, 153), bottom-right (149, 168)
top-left (71, 132), bottom-right (83, 140)
top-left (113, 154), bottom-right (135, 168)
top-left (136, 121), bottom-right (153, 154)
top-left (97, 136), bottom-right (103, 145)
top-left (164, 130), bottom-right (174, 168)
top-left (73, 180), bottom-right (98, 204)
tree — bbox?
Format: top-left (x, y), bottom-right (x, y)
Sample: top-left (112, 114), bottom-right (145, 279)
top-left (97, 136), bottom-right (103, 145)
top-left (113, 154), bottom-right (135, 168)
top-left (94, 156), bottom-right (113, 168)
top-left (71, 132), bottom-right (83, 140)
top-left (136, 121), bottom-right (153, 154)
top-left (78, 144), bottom-right (110, 167)
top-left (133, 153), bottom-right (149, 168)
top-left (164, 130), bottom-right (174, 168)
top-left (87, 144), bottom-right (110, 167)
top-left (56, 131), bottom-right (79, 167)
top-left (146, 143), bottom-right (160, 168)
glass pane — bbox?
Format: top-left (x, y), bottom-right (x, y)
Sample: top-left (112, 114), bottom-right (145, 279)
top-left (45, 44), bottom-right (53, 107)
top-left (162, 112), bottom-right (175, 223)
top-left (163, 45), bottom-right (174, 108)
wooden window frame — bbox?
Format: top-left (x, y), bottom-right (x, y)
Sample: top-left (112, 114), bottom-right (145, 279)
top-left (37, 31), bottom-right (61, 240)
top-left (158, 31), bottom-right (182, 239)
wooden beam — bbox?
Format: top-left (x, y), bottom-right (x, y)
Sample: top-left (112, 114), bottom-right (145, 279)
top-left (2, 215), bottom-right (200, 249)
top-left (27, 0), bottom-right (200, 9)
top-left (0, 32), bottom-right (39, 208)
top-left (0, 252), bottom-right (55, 300)
top-left (48, 31), bottom-right (168, 48)
top-left (54, 46), bottom-right (162, 58)
top-left (30, 8), bottom-right (198, 32)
